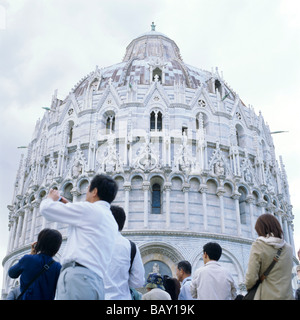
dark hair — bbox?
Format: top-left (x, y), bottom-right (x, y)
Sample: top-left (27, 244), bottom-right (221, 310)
top-left (110, 205), bottom-right (126, 231)
top-left (163, 276), bottom-right (181, 300)
top-left (177, 260), bottom-right (192, 275)
top-left (35, 228), bottom-right (62, 257)
top-left (89, 174), bottom-right (118, 204)
top-left (255, 213), bottom-right (283, 238)
top-left (203, 242), bottom-right (222, 261)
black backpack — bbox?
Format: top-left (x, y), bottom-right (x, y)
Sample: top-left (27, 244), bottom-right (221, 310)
top-left (129, 240), bottom-right (136, 273)
top-left (129, 240), bottom-right (141, 300)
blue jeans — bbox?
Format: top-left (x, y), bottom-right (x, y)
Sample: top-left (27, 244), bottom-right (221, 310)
top-left (55, 265), bottom-right (104, 300)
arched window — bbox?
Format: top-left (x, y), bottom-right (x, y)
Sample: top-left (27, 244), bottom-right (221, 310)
top-left (68, 121), bottom-right (74, 144)
top-left (153, 67), bottom-right (162, 82)
top-left (196, 112), bottom-right (208, 134)
top-left (150, 111), bottom-right (163, 131)
top-left (152, 183), bottom-right (161, 214)
top-left (235, 124), bottom-right (245, 148)
top-left (63, 183), bottom-right (74, 202)
top-left (150, 111), bottom-right (156, 130)
top-left (106, 116), bottom-right (115, 134)
top-left (157, 112), bottom-right (162, 131)
top-left (215, 79), bottom-right (222, 96)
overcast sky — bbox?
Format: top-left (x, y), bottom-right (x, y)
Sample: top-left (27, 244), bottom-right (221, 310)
top-left (0, 0), bottom-right (299, 289)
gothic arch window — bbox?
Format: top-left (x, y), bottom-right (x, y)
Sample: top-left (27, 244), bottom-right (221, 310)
top-left (106, 115), bottom-right (115, 134)
top-left (150, 111), bottom-right (163, 131)
top-left (63, 183), bottom-right (73, 202)
top-left (157, 112), bottom-right (162, 131)
top-left (196, 112), bottom-right (208, 133)
top-left (153, 67), bottom-right (162, 82)
top-left (68, 121), bottom-right (74, 144)
top-left (38, 190), bottom-right (46, 200)
top-left (151, 183), bottom-right (161, 214)
top-left (263, 195), bottom-right (270, 205)
top-left (235, 124), bottom-right (245, 148)
top-left (150, 111), bottom-right (155, 130)
top-left (252, 190), bottom-right (259, 206)
top-left (215, 79), bottom-right (222, 96)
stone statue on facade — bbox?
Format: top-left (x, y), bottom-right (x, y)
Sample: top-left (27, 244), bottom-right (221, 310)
top-left (72, 161), bottom-right (83, 178)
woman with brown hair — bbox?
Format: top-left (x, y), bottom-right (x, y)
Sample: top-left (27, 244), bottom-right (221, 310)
top-left (245, 213), bottom-right (294, 299)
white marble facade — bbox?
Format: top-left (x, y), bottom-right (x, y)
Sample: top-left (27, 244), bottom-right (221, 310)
top-left (2, 25), bottom-right (298, 298)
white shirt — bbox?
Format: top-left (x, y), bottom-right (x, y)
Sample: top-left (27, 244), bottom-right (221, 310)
top-left (40, 198), bottom-right (118, 280)
top-left (142, 288), bottom-right (172, 300)
top-left (190, 261), bottom-right (237, 300)
top-left (104, 232), bottom-right (145, 299)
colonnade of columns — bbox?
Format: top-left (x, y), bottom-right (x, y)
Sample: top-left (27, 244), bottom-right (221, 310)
top-left (7, 182), bottom-right (295, 255)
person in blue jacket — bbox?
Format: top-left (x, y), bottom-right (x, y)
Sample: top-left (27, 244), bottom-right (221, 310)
top-left (8, 228), bottom-right (62, 300)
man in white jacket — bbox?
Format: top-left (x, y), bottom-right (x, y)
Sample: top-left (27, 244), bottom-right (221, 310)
top-left (104, 206), bottom-right (145, 299)
top-left (190, 242), bottom-right (237, 300)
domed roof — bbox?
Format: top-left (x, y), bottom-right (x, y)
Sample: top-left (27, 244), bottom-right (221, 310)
top-left (72, 24), bottom-right (214, 98)
top-left (122, 25), bottom-right (182, 62)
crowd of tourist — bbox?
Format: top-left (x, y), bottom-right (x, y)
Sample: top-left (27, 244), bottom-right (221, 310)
top-left (6, 174), bottom-right (299, 300)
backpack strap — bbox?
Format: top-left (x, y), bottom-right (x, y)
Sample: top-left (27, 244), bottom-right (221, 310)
top-left (129, 240), bottom-right (137, 273)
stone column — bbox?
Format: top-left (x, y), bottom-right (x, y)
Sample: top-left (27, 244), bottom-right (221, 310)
top-left (143, 181), bottom-right (150, 228)
top-left (56, 150), bottom-right (63, 176)
top-left (123, 182), bottom-right (131, 229)
top-left (88, 142), bottom-right (96, 171)
top-left (71, 188), bottom-right (80, 203)
top-left (9, 216), bottom-right (17, 252)
top-left (246, 195), bottom-right (255, 238)
top-left (282, 215), bottom-right (290, 244)
top-left (231, 192), bottom-right (241, 237)
top-left (18, 211), bottom-right (25, 247)
top-left (20, 206), bottom-right (29, 246)
top-left (164, 182), bottom-right (172, 228)
top-left (287, 220), bottom-right (295, 251)
top-left (7, 205), bottom-right (14, 252)
top-left (30, 202), bottom-right (39, 242)
top-left (13, 212), bottom-right (23, 249)
top-left (217, 187), bottom-right (225, 234)
top-left (182, 183), bottom-right (190, 229)
top-left (124, 137), bottom-right (129, 167)
top-left (275, 210), bottom-right (284, 229)
top-left (199, 184), bottom-right (208, 232)
top-left (154, 111), bottom-right (158, 131)
top-left (162, 136), bottom-right (167, 166)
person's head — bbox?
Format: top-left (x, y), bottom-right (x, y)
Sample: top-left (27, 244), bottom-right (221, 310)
top-left (163, 275), bottom-right (181, 300)
top-left (203, 242), bottom-right (222, 263)
top-left (145, 273), bottom-right (165, 291)
top-left (176, 260), bottom-right (192, 282)
top-left (34, 228), bottom-right (62, 257)
top-left (110, 205), bottom-right (126, 231)
top-left (86, 174), bottom-right (118, 204)
top-left (255, 213), bottom-right (283, 238)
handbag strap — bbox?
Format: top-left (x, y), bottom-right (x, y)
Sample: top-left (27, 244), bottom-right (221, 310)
top-left (260, 247), bottom-right (283, 282)
top-left (17, 259), bottom-right (55, 300)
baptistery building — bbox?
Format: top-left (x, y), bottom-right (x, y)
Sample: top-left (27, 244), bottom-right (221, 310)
top-left (2, 24), bottom-right (298, 297)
